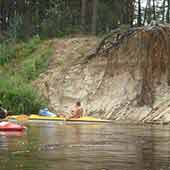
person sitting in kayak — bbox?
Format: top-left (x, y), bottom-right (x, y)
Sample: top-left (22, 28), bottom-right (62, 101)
top-left (68, 101), bottom-right (84, 119)
top-left (0, 103), bottom-right (8, 119)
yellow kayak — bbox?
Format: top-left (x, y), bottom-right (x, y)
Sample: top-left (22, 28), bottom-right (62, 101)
top-left (8, 114), bottom-right (111, 123)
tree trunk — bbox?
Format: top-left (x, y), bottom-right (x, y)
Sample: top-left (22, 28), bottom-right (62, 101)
top-left (147, 0), bottom-right (152, 24)
top-left (143, 0), bottom-right (148, 25)
top-left (128, 0), bottom-right (135, 26)
top-left (152, 0), bottom-right (156, 20)
top-left (162, 0), bottom-right (166, 22)
top-left (137, 0), bottom-right (142, 26)
top-left (91, 0), bottom-right (98, 35)
top-left (167, 0), bottom-right (170, 23)
top-left (1, 0), bottom-right (6, 31)
top-left (81, 0), bottom-right (87, 32)
top-left (0, 0), bottom-right (3, 33)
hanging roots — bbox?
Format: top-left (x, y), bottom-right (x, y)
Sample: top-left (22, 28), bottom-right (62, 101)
top-left (85, 24), bottom-right (170, 107)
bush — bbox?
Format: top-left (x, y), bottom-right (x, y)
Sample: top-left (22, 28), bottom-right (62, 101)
top-left (0, 75), bottom-right (47, 114)
top-left (14, 35), bottom-right (41, 60)
top-left (0, 35), bottom-right (41, 66)
top-left (8, 15), bottom-right (25, 40)
top-left (0, 42), bottom-right (17, 65)
top-left (0, 36), bottom-right (53, 114)
top-left (20, 43), bottom-right (53, 80)
top-left (39, 2), bottom-right (81, 38)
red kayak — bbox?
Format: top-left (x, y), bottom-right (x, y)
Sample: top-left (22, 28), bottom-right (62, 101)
top-left (0, 122), bottom-right (25, 131)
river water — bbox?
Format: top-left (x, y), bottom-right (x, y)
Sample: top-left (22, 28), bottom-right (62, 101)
top-left (0, 122), bottom-right (170, 170)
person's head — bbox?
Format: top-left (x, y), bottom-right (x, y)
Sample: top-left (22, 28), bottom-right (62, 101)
top-left (76, 101), bottom-right (81, 106)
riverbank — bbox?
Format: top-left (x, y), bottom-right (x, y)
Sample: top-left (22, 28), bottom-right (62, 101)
top-left (34, 25), bottom-right (170, 124)
top-left (1, 27), bottom-right (170, 124)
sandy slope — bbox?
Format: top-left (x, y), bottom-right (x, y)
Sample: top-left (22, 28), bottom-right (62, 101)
top-left (34, 36), bottom-right (170, 123)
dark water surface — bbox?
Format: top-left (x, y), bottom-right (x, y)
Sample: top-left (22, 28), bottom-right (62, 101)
top-left (0, 122), bottom-right (170, 170)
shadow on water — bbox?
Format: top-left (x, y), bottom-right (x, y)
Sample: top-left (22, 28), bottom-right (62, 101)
top-left (0, 122), bottom-right (170, 170)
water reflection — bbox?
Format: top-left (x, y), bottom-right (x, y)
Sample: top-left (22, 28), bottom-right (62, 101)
top-left (0, 131), bottom-right (25, 137)
top-left (0, 123), bottom-right (170, 170)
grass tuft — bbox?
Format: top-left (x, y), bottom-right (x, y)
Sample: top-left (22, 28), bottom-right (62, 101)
top-left (0, 36), bottom-right (53, 114)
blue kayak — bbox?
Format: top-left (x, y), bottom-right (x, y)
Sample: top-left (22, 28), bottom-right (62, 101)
top-left (39, 108), bottom-right (56, 117)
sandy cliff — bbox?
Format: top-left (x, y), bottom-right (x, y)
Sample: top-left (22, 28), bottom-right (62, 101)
top-left (35, 25), bottom-right (170, 123)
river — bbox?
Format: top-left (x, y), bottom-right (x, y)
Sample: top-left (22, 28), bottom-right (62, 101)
top-left (0, 122), bottom-right (170, 170)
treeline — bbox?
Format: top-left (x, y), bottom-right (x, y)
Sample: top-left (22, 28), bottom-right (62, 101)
top-left (137, 0), bottom-right (170, 26)
top-left (0, 0), bottom-right (170, 40)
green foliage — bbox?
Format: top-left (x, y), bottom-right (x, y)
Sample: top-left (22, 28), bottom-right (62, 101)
top-left (0, 36), bottom-right (53, 114)
top-left (0, 75), bottom-right (47, 114)
top-left (0, 35), bottom-right (41, 66)
top-left (20, 47), bottom-right (52, 80)
top-left (97, 2), bottom-right (116, 32)
top-left (8, 15), bottom-right (25, 40)
top-left (15, 35), bottom-right (41, 60)
top-left (0, 42), bottom-right (17, 65)
top-left (1, 0), bottom-right (169, 39)
top-left (22, 35), bottom-right (41, 54)
top-left (39, 1), bottom-right (82, 38)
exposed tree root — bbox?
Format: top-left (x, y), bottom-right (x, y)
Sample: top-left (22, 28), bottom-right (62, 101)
top-left (84, 24), bottom-right (170, 107)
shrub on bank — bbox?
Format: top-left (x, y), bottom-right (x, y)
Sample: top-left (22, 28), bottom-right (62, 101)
top-left (20, 46), bottom-right (52, 80)
top-left (0, 75), bottom-right (47, 114)
top-left (0, 36), bottom-right (52, 114)
top-left (0, 35), bottom-right (41, 66)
